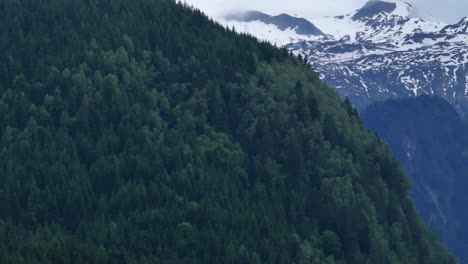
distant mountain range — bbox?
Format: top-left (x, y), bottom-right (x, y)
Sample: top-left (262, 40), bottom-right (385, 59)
top-left (222, 0), bottom-right (468, 116)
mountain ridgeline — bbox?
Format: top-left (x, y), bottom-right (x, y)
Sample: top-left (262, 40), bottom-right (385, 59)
top-left (0, 0), bottom-right (455, 263)
top-left (225, 11), bottom-right (325, 36)
top-left (363, 96), bottom-right (468, 263)
top-left (352, 0), bottom-right (397, 20)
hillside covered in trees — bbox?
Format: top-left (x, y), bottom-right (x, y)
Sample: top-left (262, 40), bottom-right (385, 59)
top-left (363, 96), bottom-right (468, 263)
top-left (0, 0), bottom-right (456, 263)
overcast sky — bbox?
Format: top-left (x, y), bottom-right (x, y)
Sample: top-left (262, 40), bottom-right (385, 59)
top-left (184, 0), bottom-right (467, 23)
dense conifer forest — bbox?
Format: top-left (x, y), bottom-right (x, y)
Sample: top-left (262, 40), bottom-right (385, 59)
top-left (0, 0), bottom-right (456, 263)
top-left (363, 96), bottom-right (468, 263)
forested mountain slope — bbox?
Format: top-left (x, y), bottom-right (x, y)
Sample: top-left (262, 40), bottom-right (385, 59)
top-left (363, 96), bottom-right (468, 263)
top-left (0, 0), bottom-right (456, 263)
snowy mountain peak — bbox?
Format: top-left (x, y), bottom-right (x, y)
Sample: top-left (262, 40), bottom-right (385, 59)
top-left (352, 0), bottom-right (398, 20)
top-left (223, 11), bottom-right (325, 46)
top-left (224, 11), bottom-right (324, 36)
top-left (352, 0), bottom-right (434, 22)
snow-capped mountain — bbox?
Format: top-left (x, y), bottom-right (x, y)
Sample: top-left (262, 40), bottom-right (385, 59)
top-left (223, 11), bottom-right (326, 45)
top-left (221, 0), bottom-right (468, 115)
top-left (225, 11), bottom-right (325, 37)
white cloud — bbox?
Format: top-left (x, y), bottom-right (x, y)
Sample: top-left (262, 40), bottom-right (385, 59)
top-left (183, 0), bottom-right (467, 23)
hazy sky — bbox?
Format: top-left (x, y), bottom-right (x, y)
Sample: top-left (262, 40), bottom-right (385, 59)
top-left (184, 0), bottom-right (467, 23)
